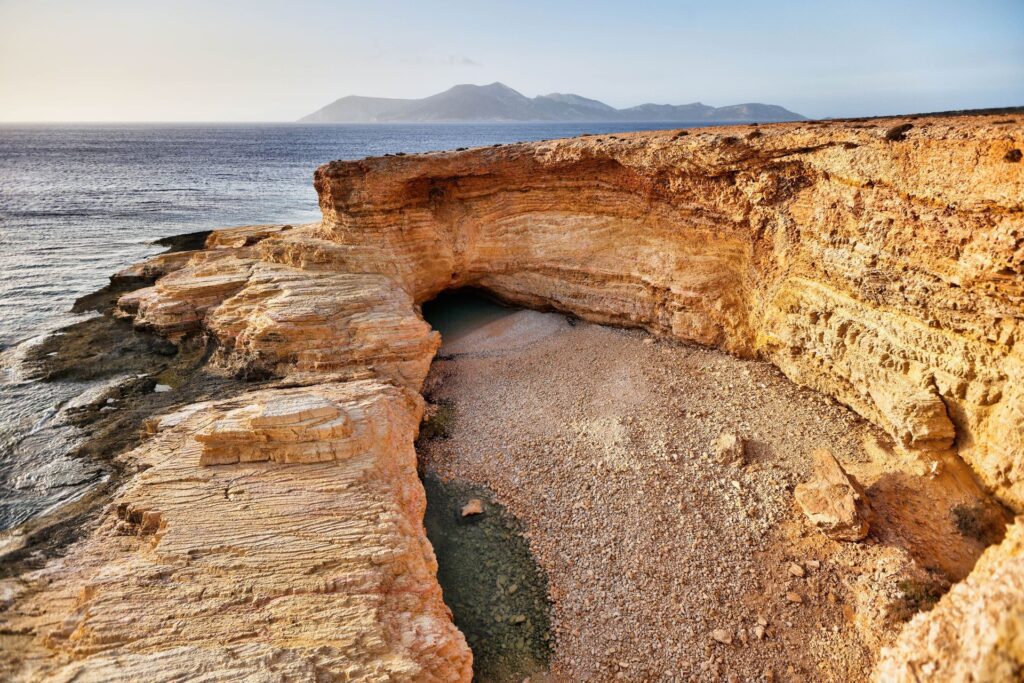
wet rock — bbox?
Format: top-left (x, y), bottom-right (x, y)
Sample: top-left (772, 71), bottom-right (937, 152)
top-left (794, 449), bottom-right (871, 541)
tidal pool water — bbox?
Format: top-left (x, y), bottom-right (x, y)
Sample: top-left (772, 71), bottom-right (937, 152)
top-left (422, 473), bottom-right (552, 682)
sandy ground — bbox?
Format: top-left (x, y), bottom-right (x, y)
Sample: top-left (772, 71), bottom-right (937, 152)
top-left (418, 308), bottom-right (1003, 682)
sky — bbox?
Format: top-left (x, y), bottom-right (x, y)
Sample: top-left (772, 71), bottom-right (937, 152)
top-left (1, 0), bottom-right (1021, 122)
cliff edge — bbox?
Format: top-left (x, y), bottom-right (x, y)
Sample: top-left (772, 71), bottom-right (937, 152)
top-left (2, 114), bottom-right (1022, 681)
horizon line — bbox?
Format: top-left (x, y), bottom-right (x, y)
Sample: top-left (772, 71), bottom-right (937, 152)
top-left (3, 103), bottom-right (1023, 126)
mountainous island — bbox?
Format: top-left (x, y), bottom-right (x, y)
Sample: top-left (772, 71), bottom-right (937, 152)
top-left (300, 81), bottom-right (806, 123)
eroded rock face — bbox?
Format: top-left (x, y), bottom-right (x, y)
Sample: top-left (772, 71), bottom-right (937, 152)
top-left (308, 120), bottom-right (1023, 510)
top-left (3, 116), bottom-right (1022, 680)
top-left (2, 381), bottom-right (472, 682)
top-left (876, 519), bottom-right (1024, 681)
top-left (118, 118), bottom-right (1022, 509)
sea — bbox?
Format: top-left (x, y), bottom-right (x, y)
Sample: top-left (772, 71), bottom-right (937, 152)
top-left (0, 121), bottom-right (696, 533)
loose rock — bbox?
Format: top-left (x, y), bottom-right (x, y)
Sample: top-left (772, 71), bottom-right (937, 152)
top-left (714, 432), bottom-right (746, 467)
top-left (794, 449), bottom-right (871, 541)
top-left (712, 629), bottom-right (733, 645)
top-left (461, 498), bottom-right (484, 517)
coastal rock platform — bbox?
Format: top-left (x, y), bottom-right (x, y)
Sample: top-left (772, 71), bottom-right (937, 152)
top-left (2, 114), bottom-right (1022, 681)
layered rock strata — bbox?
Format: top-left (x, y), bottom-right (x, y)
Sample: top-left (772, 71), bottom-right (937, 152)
top-left (4, 382), bottom-right (471, 681)
top-left (123, 116), bottom-right (1023, 510)
top-left (2, 115), bottom-right (1022, 680)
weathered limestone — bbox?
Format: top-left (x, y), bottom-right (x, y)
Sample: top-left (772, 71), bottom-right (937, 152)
top-left (876, 519), bottom-right (1024, 681)
top-left (308, 120), bottom-right (1024, 510)
top-left (2, 381), bottom-right (472, 682)
top-left (119, 118), bottom-right (1022, 509)
top-left (3, 116), bottom-right (1022, 680)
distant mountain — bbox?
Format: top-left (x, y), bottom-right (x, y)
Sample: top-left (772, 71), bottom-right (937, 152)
top-left (300, 82), bottom-right (805, 123)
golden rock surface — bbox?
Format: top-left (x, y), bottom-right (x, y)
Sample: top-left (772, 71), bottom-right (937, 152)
top-left (3, 115), bottom-right (1022, 680)
top-left (876, 518), bottom-right (1024, 681)
top-left (4, 382), bottom-right (471, 682)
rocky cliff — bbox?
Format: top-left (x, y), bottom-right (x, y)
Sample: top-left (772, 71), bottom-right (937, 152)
top-left (2, 115), bottom-right (1022, 680)
top-left (129, 116), bottom-right (1023, 508)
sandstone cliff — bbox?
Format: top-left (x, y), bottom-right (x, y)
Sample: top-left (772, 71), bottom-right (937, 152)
top-left (124, 117), bottom-right (1024, 510)
top-left (4, 381), bottom-right (471, 682)
top-left (3, 115), bottom-right (1022, 680)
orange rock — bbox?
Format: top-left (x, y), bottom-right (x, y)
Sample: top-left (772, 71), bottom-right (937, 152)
top-left (5, 115), bottom-right (1023, 681)
top-left (1, 382), bottom-right (472, 681)
top-left (794, 449), bottom-right (871, 542)
top-left (461, 498), bottom-right (484, 517)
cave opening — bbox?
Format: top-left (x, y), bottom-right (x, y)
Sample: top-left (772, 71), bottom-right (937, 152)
top-left (420, 287), bottom-right (519, 353)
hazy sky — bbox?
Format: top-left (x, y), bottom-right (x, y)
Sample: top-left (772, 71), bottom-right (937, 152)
top-left (1, 0), bottom-right (1021, 121)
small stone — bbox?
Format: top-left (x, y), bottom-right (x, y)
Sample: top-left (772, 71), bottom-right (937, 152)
top-left (714, 433), bottom-right (746, 467)
top-left (753, 625), bottom-right (765, 640)
top-left (788, 563), bottom-right (805, 578)
top-left (461, 498), bottom-right (484, 517)
top-left (510, 614), bottom-right (526, 625)
top-left (153, 384), bottom-right (173, 393)
top-left (786, 592), bottom-right (803, 604)
top-left (806, 560), bottom-right (821, 570)
top-left (711, 628), bottom-right (733, 645)
top-left (756, 616), bottom-right (768, 627)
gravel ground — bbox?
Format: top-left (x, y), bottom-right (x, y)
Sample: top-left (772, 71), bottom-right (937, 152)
top-left (418, 309), bottom-right (994, 682)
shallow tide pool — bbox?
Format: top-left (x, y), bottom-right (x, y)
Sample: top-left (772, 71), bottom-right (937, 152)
top-left (422, 473), bottom-right (552, 682)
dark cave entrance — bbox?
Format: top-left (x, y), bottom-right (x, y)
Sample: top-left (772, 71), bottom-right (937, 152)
top-left (420, 287), bottom-right (518, 351)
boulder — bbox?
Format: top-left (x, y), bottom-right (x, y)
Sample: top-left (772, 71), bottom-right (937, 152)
top-left (795, 449), bottom-right (871, 541)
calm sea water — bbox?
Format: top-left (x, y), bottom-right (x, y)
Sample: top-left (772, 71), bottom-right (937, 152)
top-left (0, 121), bottom-right (687, 532)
